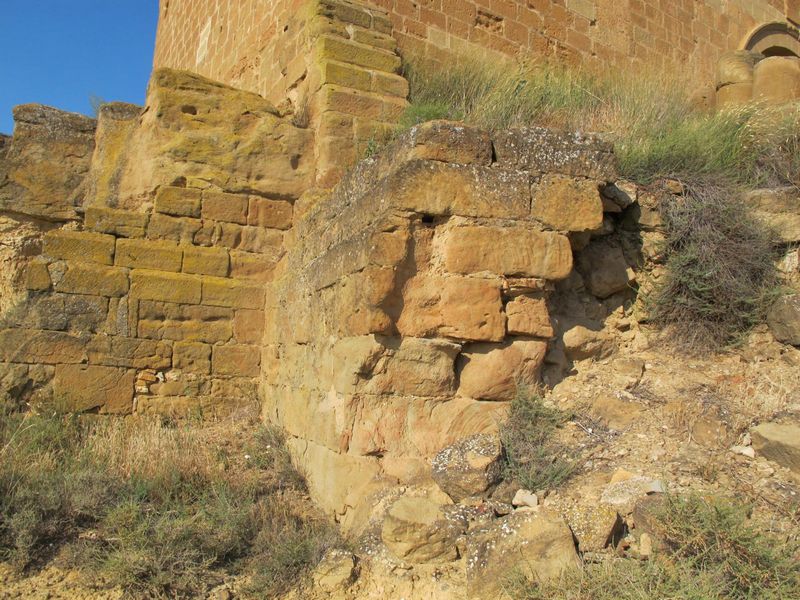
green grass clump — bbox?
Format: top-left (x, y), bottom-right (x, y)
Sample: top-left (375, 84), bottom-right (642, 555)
top-left (646, 179), bottom-right (779, 349)
top-left (402, 56), bottom-right (800, 186)
top-left (500, 389), bottom-right (577, 491)
top-left (0, 401), bottom-right (339, 598)
top-left (510, 494), bottom-right (800, 600)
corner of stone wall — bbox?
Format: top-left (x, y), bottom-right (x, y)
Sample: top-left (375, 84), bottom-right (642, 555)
top-left (303, 0), bottom-right (410, 187)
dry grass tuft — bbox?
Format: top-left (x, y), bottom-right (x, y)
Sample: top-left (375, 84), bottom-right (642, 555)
top-left (0, 403), bottom-right (338, 598)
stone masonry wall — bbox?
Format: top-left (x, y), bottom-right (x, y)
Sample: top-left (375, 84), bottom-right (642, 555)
top-left (154, 0), bottom-right (793, 98)
top-left (155, 0), bottom-right (408, 186)
top-left (262, 121), bottom-right (639, 528)
top-left (0, 69), bottom-right (312, 418)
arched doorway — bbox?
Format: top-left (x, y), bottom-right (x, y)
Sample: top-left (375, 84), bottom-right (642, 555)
top-left (743, 22), bottom-right (800, 57)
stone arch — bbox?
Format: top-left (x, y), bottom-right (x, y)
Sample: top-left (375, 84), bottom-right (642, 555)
top-left (743, 22), bottom-right (800, 57)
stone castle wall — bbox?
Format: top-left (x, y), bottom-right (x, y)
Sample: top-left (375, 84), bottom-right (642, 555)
top-left (154, 0), bottom-right (793, 95)
top-left (0, 70), bottom-right (312, 418)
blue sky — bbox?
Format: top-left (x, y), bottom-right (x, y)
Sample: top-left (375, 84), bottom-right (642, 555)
top-left (0, 2), bottom-right (159, 134)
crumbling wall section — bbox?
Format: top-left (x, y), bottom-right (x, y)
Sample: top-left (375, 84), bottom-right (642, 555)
top-left (262, 121), bottom-right (637, 526)
top-left (0, 69), bottom-right (312, 417)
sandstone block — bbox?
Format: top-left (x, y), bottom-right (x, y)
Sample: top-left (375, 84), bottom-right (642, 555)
top-left (751, 422), bottom-right (800, 475)
top-left (575, 239), bottom-right (632, 298)
top-left (443, 225), bottom-right (573, 280)
top-left (767, 294), bottom-right (800, 345)
top-left (147, 213), bottom-right (202, 244)
top-left (493, 127), bottom-right (617, 180)
top-left (53, 364), bottom-right (135, 414)
top-left (458, 340), bottom-right (548, 401)
top-left (431, 434), bottom-right (503, 501)
top-left (397, 276), bottom-right (505, 342)
top-left (747, 187), bottom-right (800, 244)
top-left (238, 226), bottom-right (284, 254)
top-left (312, 550), bottom-right (358, 594)
top-left (155, 186), bottom-right (202, 218)
top-left (233, 309), bottom-right (265, 344)
top-left (43, 231), bottom-right (116, 265)
top-left (381, 497), bottom-right (466, 563)
top-left (0, 329), bottom-right (87, 364)
top-left (400, 120), bottom-right (493, 165)
top-left (716, 50), bottom-right (761, 87)
top-left (173, 341), bottom-right (211, 374)
top-left (86, 207), bottom-right (148, 238)
top-left (201, 191), bottom-right (249, 224)
top-left (86, 336), bottom-right (172, 369)
top-left (320, 59), bottom-right (372, 92)
top-left (562, 322), bottom-right (615, 361)
top-left (203, 278), bottom-right (265, 309)
top-left (506, 296), bottom-right (553, 337)
top-left (360, 337), bottom-right (460, 397)
top-left (753, 56), bottom-right (800, 105)
top-left (716, 82), bottom-right (754, 108)
top-left (531, 175), bottom-right (603, 232)
top-left (389, 161), bottom-right (530, 219)
top-left (115, 238), bottom-right (183, 272)
top-left (557, 502), bottom-right (624, 552)
top-left (466, 510), bottom-right (578, 599)
top-left (212, 345), bottom-right (260, 377)
top-left (183, 246), bottom-right (230, 277)
top-left (0, 104), bottom-right (94, 221)
top-left (247, 197), bottom-right (293, 229)
top-left (26, 259), bottom-right (52, 291)
top-left (137, 301), bottom-right (232, 344)
top-left (130, 270), bottom-right (201, 304)
top-left (54, 262), bottom-right (129, 297)
top-left (316, 35), bottom-right (401, 73)
top-left (229, 251), bottom-right (275, 281)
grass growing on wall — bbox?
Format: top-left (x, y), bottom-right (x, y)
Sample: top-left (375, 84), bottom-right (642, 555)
top-left (0, 402), bottom-right (339, 598)
top-left (402, 56), bottom-right (800, 186)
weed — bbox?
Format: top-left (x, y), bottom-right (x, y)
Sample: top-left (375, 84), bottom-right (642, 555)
top-left (510, 494), bottom-right (800, 600)
top-left (500, 388), bottom-right (577, 491)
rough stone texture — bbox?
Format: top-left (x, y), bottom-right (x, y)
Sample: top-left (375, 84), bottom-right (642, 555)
top-left (532, 175), bottom-right (604, 232)
top-left (767, 295), bottom-right (800, 346)
top-left (381, 496), bottom-right (466, 563)
top-left (0, 104), bottom-right (95, 221)
top-left (747, 187), bottom-right (800, 244)
top-left (465, 510), bottom-right (578, 599)
top-left (53, 364), bottom-right (135, 414)
top-left (431, 434), bottom-right (503, 502)
top-left (751, 422), bottom-right (800, 475)
top-left (458, 340), bottom-right (548, 401)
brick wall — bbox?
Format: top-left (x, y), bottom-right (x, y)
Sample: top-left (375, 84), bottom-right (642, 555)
top-left (154, 0), bottom-right (790, 96)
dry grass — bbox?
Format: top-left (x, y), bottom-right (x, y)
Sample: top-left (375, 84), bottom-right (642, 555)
top-left (509, 494), bottom-right (800, 600)
top-left (402, 55), bottom-right (800, 186)
top-left (0, 403), bottom-right (338, 598)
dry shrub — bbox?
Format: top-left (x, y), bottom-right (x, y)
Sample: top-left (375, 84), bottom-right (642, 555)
top-left (500, 388), bottom-right (577, 491)
top-left (645, 179), bottom-right (779, 349)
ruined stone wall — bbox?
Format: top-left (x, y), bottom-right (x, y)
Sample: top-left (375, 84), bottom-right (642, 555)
top-left (262, 121), bottom-right (640, 527)
top-left (0, 69), bottom-right (312, 418)
top-left (154, 0), bottom-right (792, 96)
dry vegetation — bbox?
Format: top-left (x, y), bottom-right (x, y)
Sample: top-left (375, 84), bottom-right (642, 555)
top-left (0, 401), bottom-right (340, 598)
top-left (508, 494), bottom-right (800, 600)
